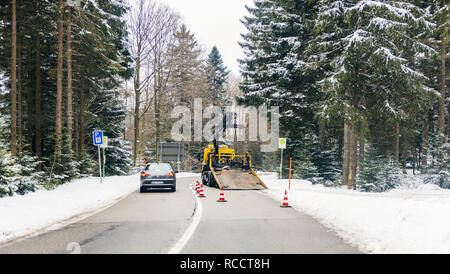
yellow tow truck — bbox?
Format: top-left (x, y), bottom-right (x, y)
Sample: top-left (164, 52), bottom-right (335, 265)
top-left (198, 141), bottom-right (267, 190)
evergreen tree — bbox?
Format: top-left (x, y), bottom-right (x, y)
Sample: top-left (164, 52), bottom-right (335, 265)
top-left (205, 46), bottom-right (230, 106)
top-left (357, 144), bottom-right (401, 192)
top-left (0, 110), bottom-right (42, 197)
top-left (310, 0), bottom-right (435, 187)
top-left (310, 137), bottom-right (342, 184)
top-left (420, 0), bottom-right (449, 188)
top-left (88, 88), bottom-right (133, 176)
top-left (0, 0), bottom-right (133, 194)
top-left (166, 24), bottom-right (210, 170)
top-left (238, 0), bottom-right (445, 191)
top-left (168, 24), bottom-right (207, 105)
top-left (239, 0), bottom-right (324, 178)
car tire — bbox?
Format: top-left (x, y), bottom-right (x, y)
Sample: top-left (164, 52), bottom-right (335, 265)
top-left (171, 186), bottom-right (176, 192)
top-left (140, 187), bottom-right (145, 193)
top-left (211, 172), bottom-right (218, 187)
top-left (206, 172), bottom-right (212, 187)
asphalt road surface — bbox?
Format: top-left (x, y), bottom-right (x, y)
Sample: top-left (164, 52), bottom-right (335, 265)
top-left (0, 176), bottom-right (360, 254)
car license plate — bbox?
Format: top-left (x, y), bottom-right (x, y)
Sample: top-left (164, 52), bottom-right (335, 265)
top-left (152, 181), bottom-right (164, 184)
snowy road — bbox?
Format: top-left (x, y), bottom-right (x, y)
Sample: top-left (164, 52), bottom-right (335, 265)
top-left (0, 176), bottom-right (359, 254)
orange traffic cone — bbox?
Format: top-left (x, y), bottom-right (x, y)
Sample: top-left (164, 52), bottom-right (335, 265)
top-left (194, 181), bottom-right (199, 191)
top-left (217, 187), bottom-right (227, 202)
top-left (196, 181), bottom-right (202, 194)
top-left (198, 184), bottom-right (206, 198)
top-left (280, 190), bottom-right (291, 208)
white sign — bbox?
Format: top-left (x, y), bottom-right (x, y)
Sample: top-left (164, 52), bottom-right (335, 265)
top-left (279, 138), bottom-right (287, 149)
top-left (66, 0), bottom-right (81, 7)
top-left (100, 136), bottom-right (109, 149)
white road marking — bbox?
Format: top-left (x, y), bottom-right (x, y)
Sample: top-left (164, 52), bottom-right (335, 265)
top-left (167, 185), bottom-right (203, 254)
top-left (0, 189), bottom-right (136, 249)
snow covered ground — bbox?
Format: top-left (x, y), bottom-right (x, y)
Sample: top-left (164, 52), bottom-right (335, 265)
top-left (0, 172), bottom-right (199, 245)
top-left (3, 170), bottom-right (446, 253)
top-left (176, 172), bottom-right (200, 178)
top-left (261, 173), bottom-right (450, 254)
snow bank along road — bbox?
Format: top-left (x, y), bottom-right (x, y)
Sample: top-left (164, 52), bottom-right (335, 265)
top-left (0, 176), bottom-right (359, 254)
top-left (262, 174), bottom-right (450, 254)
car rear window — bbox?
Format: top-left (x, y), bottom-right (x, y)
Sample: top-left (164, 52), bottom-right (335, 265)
top-left (146, 164), bottom-right (172, 172)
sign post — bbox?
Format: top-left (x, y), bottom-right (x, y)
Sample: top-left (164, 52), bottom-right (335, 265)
top-left (279, 138), bottom-right (287, 179)
top-left (93, 130), bottom-right (104, 183)
top-left (100, 136), bottom-right (108, 178)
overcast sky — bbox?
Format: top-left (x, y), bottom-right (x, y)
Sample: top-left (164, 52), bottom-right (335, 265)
top-left (156, 0), bottom-right (254, 74)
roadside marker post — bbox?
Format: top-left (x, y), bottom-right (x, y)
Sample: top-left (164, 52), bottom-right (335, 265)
top-left (93, 130), bottom-right (104, 183)
top-left (279, 138), bottom-right (287, 179)
top-left (100, 136), bottom-right (108, 179)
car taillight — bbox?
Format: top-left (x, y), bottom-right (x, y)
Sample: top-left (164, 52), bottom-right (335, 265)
top-left (165, 172), bottom-right (175, 177)
top-left (141, 173), bottom-right (150, 177)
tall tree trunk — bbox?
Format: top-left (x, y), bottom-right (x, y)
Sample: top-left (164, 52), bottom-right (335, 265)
top-left (73, 62), bottom-right (79, 156)
top-left (343, 122), bottom-right (351, 187)
top-left (343, 84), bottom-right (352, 187)
top-left (438, 33), bottom-right (447, 161)
top-left (133, 62), bottom-right (141, 166)
top-left (35, 1), bottom-right (41, 168)
top-left (402, 149), bottom-right (407, 174)
top-left (133, 37), bottom-right (142, 166)
top-left (401, 128), bottom-right (407, 174)
top-left (73, 88), bottom-right (79, 155)
top-left (79, 70), bottom-right (86, 153)
top-left (394, 121), bottom-right (400, 167)
top-left (11, 0), bottom-right (17, 155)
top-left (134, 102), bottom-right (140, 165)
top-left (141, 111), bottom-right (146, 165)
top-left (413, 148), bottom-right (417, 175)
top-left (17, 28), bottom-right (23, 154)
top-left (66, 7), bottom-right (73, 153)
top-left (26, 5), bottom-right (33, 155)
top-left (27, 74), bottom-right (34, 154)
top-left (359, 128), bottom-right (365, 162)
top-left (55, 0), bottom-right (64, 158)
top-left (319, 72), bottom-right (326, 146)
top-left (349, 127), bottom-right (358, 190)
top-left (154, 75), bottom-right (160, 162)
top-left (422, 110), bottom-right (429, 174)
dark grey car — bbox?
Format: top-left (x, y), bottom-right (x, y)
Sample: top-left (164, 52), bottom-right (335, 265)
top-left (140, 163), bottom-right (177, 192)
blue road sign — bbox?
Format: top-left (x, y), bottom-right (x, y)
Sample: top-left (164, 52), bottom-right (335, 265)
top-left (93, 130), bottom-right (104, 146)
